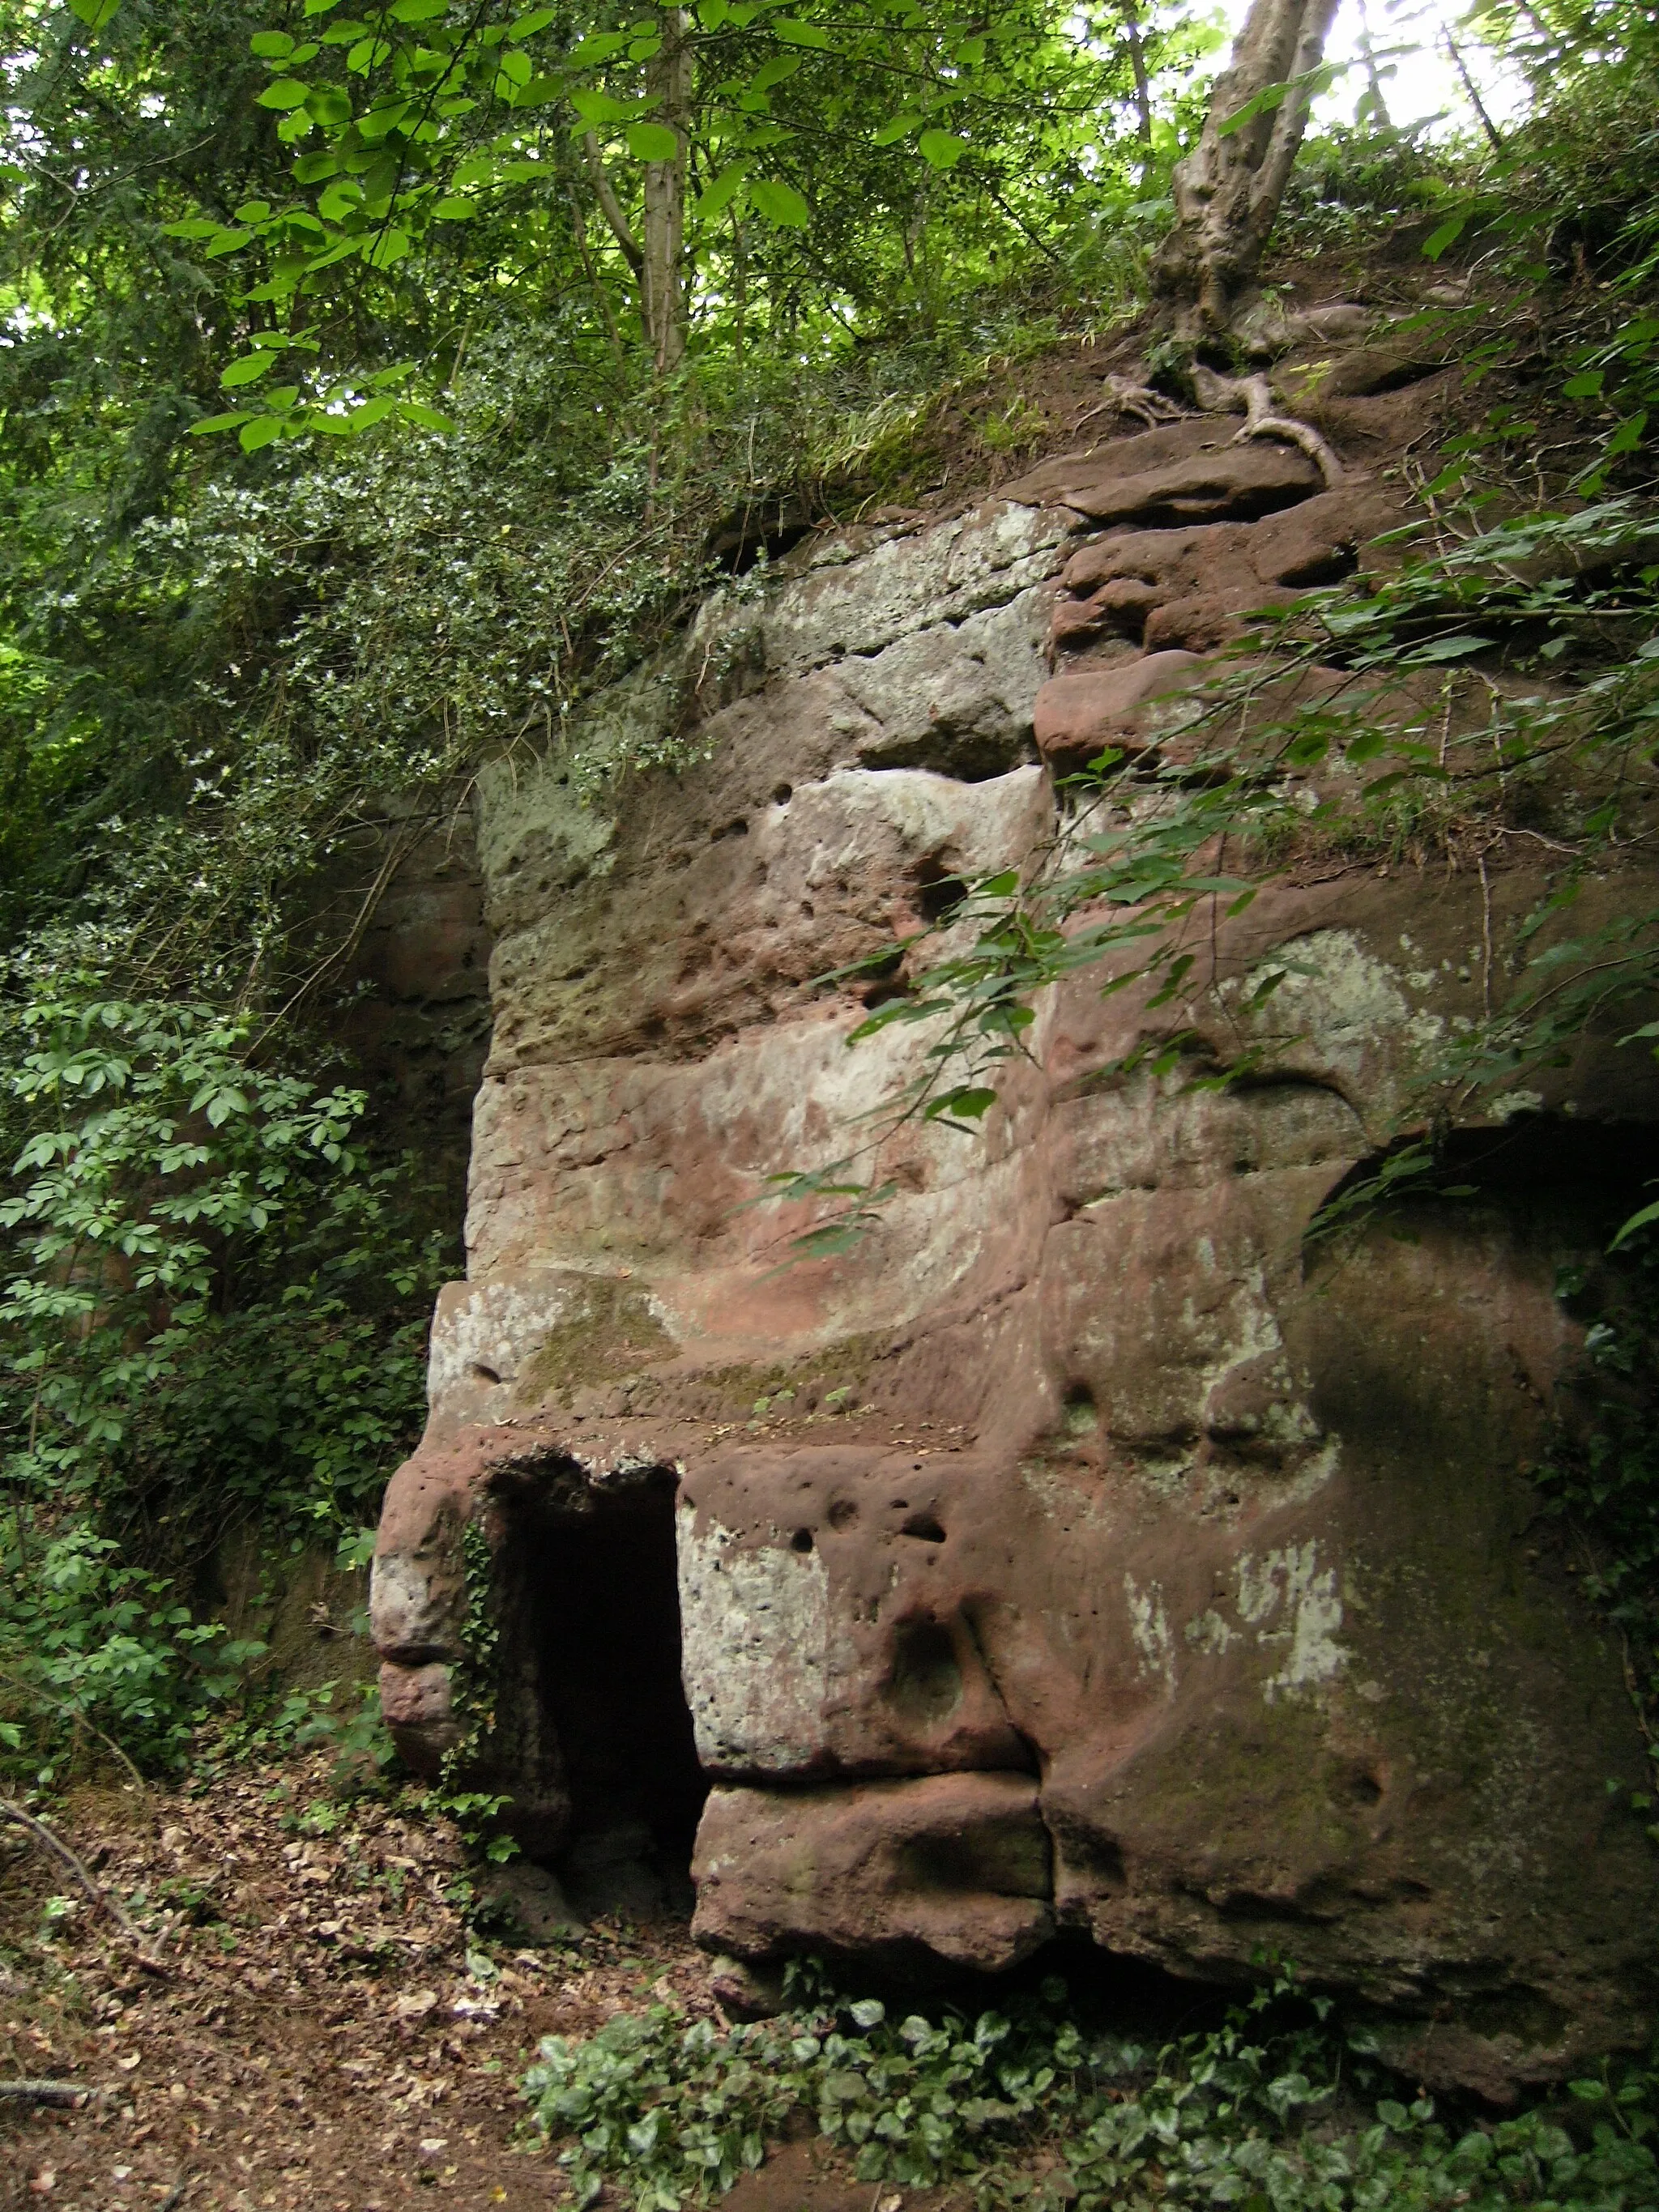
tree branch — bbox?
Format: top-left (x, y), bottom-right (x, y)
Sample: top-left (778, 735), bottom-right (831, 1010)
top-left (582, 133), bottom-right (644, 276)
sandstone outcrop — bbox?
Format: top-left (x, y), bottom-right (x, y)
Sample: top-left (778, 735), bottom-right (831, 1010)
top-left (371, 347), bottom-right (1659, 2098)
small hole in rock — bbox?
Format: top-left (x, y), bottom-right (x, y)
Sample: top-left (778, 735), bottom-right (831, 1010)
top-left (773, 782), bottom-right (792, 804)
top-left (790, 1527), bottom-right (815, 1554)
top-left (900, 1511), bottom-right (947, 1544)
top-left (1062, 1383), bottom-right (1098, 1438)
top-left (886, 1618), bottom-right (962, 1724)
top-left (471, 1362), bottom-right (502, 1387)
top-left (916, 864), bottom-right (968, 924)
top-left (828, 1498), bottom-right (859, 1531)
top-left (1352, 1771), bottom-right (1384, 1805)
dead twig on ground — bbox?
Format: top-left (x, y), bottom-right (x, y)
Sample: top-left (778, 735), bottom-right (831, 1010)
top-left (0, 1798), bottom-right (167, 1972)
top-left (0, 2079), bottom-right (92, 2107)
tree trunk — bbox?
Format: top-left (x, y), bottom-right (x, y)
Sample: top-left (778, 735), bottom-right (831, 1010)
top-left (1150, 0), bottom-right (1340, 337)
top-left (642, 5), bottom-right (693, 376)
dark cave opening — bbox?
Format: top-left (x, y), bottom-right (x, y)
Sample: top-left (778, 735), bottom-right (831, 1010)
top-left (515, 1466), bottom-right (709, 1921)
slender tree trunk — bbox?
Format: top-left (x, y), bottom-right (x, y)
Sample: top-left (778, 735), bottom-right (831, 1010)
top-left (1121, 0), bottom-right (1154, 157)
top-left (1355, 0), bottom-right (1392, 129)
top-left (1150, 0), bottom-right (1340, 337)
top-left (642, 5), bottom-right (693, 376)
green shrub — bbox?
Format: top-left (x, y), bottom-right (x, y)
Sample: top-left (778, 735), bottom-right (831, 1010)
top-left (0, 982), bottom-right (445, 1782)
top-left (522, 1969), bottom-right (1659, 2212)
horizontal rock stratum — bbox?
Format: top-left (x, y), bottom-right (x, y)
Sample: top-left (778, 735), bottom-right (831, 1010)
top-left (372, 369), bottom-right (1659, 2099)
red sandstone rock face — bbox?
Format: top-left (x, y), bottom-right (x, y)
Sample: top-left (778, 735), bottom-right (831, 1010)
top-left (371, 383), bottom-right (1659, 2095)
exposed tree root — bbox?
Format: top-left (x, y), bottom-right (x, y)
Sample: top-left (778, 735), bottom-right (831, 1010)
top-left (1077, 373), bottom-right (1190, 433)
top-left (1191, 364), bottom-right (1346, 486)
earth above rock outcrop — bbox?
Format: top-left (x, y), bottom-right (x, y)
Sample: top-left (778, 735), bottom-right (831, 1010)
top-left (370, 338), bottom-right (1659, 2101)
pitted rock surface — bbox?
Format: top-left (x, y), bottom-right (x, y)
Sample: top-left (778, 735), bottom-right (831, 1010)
top-left (371, 390), bottom-right (1659, 2098)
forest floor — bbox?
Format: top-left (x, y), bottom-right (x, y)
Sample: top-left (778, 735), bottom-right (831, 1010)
top-left (0, 1754), bottom-right (929, 2212)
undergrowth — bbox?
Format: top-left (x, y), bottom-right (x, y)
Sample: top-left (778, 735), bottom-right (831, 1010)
top-left (522, 1963), bottom-right (1659, 2212)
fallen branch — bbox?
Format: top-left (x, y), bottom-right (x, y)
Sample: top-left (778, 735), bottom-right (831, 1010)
top-left (0, 1799), bottom-right (166, 1972)
top-left (0, 2078), bottom-right (90, 2107)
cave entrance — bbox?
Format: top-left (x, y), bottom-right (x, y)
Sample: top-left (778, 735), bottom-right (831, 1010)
top-left (515, 1464), bottom-right (707, 1921)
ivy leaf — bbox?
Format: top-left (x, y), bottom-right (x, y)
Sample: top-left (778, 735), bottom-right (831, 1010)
top-left (748, 177), bottom-right (808, 228)
top-left (918, 129), bottom-right (966, 168)
top-left (626, 121), bottom-right (680, 162)
top-left (256, 79), bottom-right (313, 109)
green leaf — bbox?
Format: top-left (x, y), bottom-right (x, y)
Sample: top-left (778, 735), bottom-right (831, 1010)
top-left (872, 110), bottom-right (922, 147)
top-left (925, 1086), bottom-right (998, 1125)
top-left (220, 353), bottom-right (279, 387)
top-left (390, 0), bottom-right (449, 18)
top-left (508, 6), bottom-right (558, 36)
top-left (250, 31), bottom-right (295, 58)
top-left (160, 219), bottom-right (223, 240)
top-left (396, 399), bottom-right (456, 432)
top-left (431, 194), bottom-right (480, 219)
top-left (1607, 411), bottom-right (1649, 457)
top-left (1422, 213), bottom-right (1468, 262)
top-left (345, 394), bottom-right (399, 431)
top-left (749, 53), bottom-right (802, 92)
top-left (68, 0), bottom-right (122, 27)
top-left (1217, 81), bottom-right (1286, 137)
top-left (571, 87), bottom-right (636, 125)
top-left (362, 226), bottom-right (412, 266)
top-left (189, 410), bottom-right (254, 435)
top-left (626, 121), bottom-right (680, 162)
top-left (918, 129), bottom-right (966, 169)
top-left (1611, 1199), bottom-right (1659, 1251)
top-left (774, 17), bottom-right (830, 45)
top-left (203, 228), bottom-right (254, 258)
top-left (238, 416), bottom-right (287, 452)
top-left (748, 177), bottom-right (808, 228)
top-left (696, 162), bottom-right (748, 219)
top-left (256, 79), bottom-right (313, 109)
top-left (1563, 369), bottom-right (1605, 400)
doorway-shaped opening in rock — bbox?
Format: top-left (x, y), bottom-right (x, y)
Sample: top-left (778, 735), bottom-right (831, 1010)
top-left (512, 1462), bottom-right (707, 1923)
